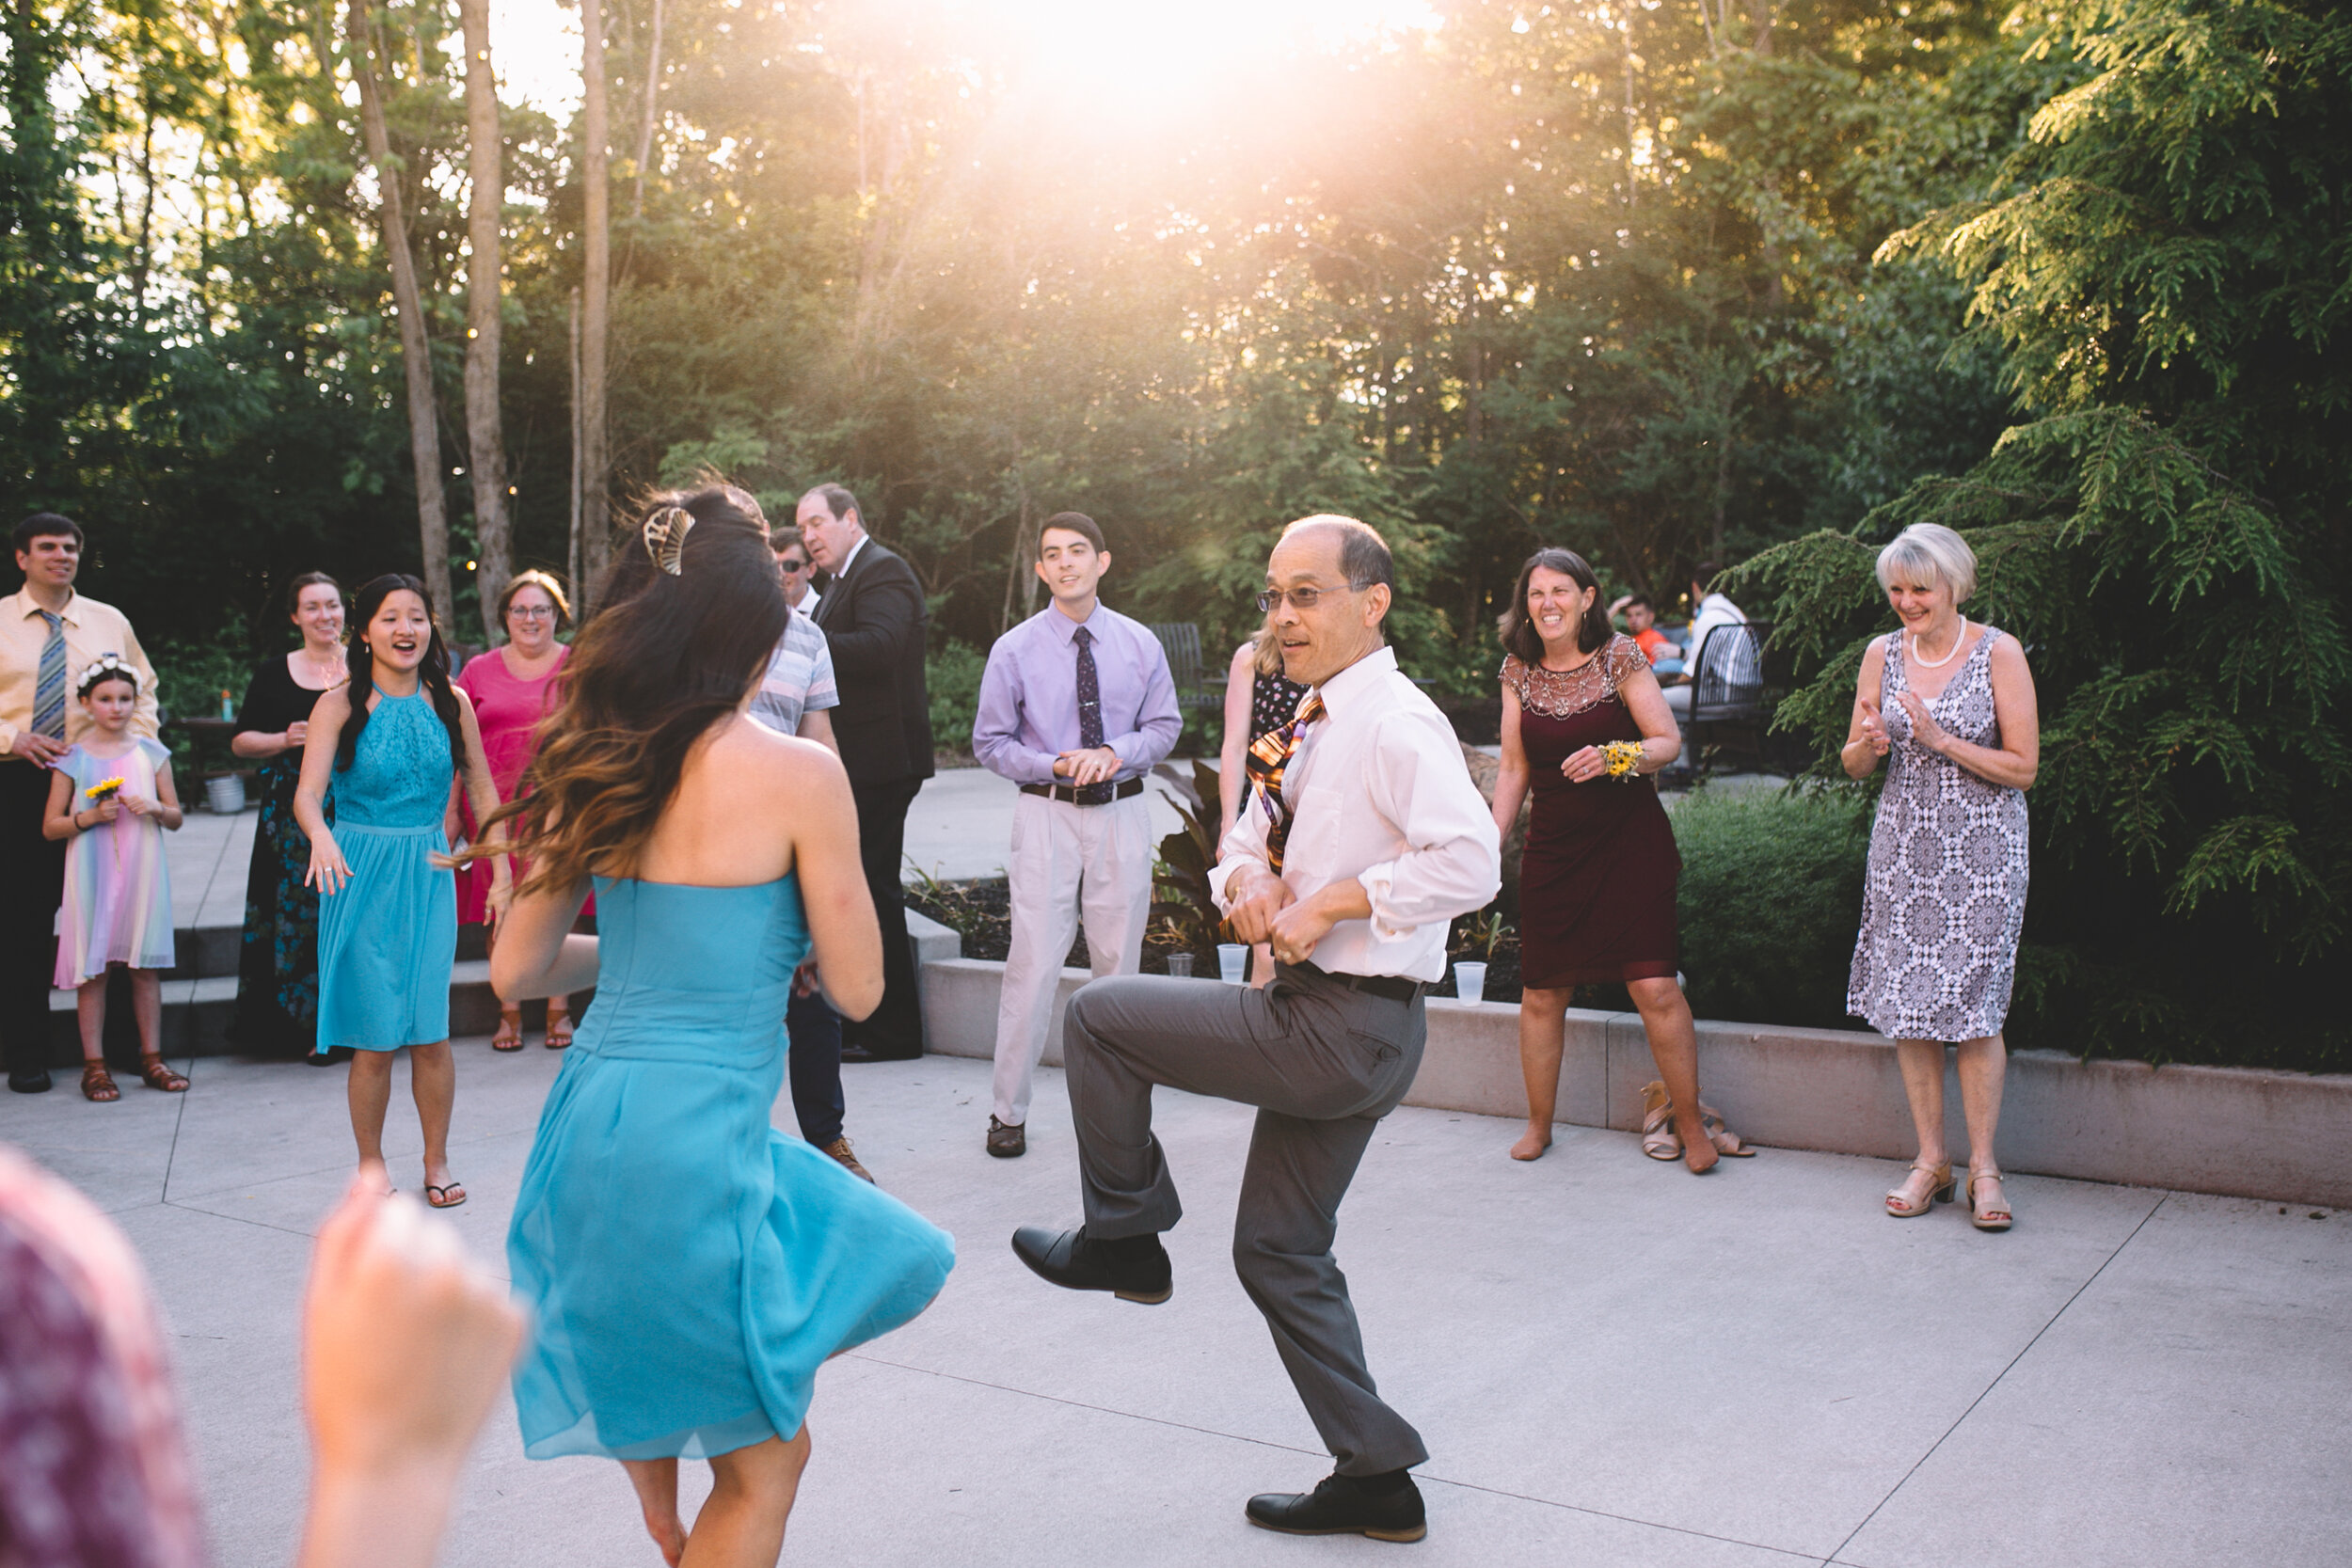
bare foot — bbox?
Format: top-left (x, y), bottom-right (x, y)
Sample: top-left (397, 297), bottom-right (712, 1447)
top-left (1677, 1115), bottom-right (1719, 1174)
top-left (1509, 1128), bottom-right (1552, 1162)
top-left (623, 1457), bottom-right (685, 1567)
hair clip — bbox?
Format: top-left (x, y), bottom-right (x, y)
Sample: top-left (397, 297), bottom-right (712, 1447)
top-left (643, 506), bottom-right (696, 576)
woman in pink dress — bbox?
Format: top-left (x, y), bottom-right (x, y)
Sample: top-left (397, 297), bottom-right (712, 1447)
top-left (455, 571), bottom-right (580, 1051)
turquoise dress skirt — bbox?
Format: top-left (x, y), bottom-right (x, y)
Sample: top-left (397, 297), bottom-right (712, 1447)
top-left (315, 689), bottom-right (459, 1053)
top-left (507, 876), bottom-right (955, 1461)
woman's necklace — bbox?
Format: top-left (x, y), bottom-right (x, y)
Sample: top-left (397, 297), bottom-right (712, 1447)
top-left (299, 644), bottom-right (345, 687)
top-left (1908, 620), bottom-right (1966, 670)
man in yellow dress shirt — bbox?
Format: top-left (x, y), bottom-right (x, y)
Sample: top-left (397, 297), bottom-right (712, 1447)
top-left (4, 514), bottom-right (159, 1094)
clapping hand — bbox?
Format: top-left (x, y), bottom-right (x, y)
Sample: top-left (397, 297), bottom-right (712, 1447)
top-left (299, 1165), bottom-right (527, 1568)
top-left (1895, 691), bottom-right (1947, 754)
top-left (1052, 747), bottom-right (1122, 787)
top-left (1857, 698), bottom-right (1891, 757)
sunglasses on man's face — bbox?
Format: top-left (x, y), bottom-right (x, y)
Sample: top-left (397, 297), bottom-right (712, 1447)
top-left (778, 556), bottom-right (813, 574)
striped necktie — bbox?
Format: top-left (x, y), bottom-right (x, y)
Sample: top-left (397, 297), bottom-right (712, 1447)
top-left (1242, 691), bottom-right (1327, 874)
top-left (31, 610), bottom-right (67, 740)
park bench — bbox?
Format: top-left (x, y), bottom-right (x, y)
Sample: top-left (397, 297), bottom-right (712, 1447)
top-left (1148, 622), bottom-right (1228, 712)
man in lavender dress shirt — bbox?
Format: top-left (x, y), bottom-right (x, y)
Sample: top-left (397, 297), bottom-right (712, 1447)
top-left (972, 513), bottom-right (1181, 1159)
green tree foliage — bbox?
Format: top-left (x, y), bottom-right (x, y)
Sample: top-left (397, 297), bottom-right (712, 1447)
top-left (6, 0), bottom-right (2345, 1067)
top-left (1738, 0), bottom-right (2352, 1069)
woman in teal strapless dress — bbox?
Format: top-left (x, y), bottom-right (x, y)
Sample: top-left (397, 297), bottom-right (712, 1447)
top-left (296, 575), bottom-right (509, 1209)
top-left (481, 488), bottom-right (953, 1565)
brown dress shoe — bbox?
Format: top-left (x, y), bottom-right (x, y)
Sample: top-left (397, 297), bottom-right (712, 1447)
top-left (987, 1117), bottom-right (1026, 1158)
top-left (821, 1136), bottom-right (875, 1184)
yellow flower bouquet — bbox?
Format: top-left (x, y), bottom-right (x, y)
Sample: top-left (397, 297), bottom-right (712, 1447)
top-left (1601, 741), bottom-right (1645, 782)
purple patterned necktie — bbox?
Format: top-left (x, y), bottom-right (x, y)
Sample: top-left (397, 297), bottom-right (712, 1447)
top-left (1072, 626), bottom-right (1111, 804)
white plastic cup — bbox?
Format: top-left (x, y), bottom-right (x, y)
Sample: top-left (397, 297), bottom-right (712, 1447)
top-left (1166, 952), bottom-right (1195, 979)
top-left (1217, 943), bottom-right (1248, 986)
top-left (1454, 961), bottom-right (1487, 1006)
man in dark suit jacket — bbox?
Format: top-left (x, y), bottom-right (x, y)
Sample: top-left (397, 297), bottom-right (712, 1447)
top-left (797, 483), bottom-right (934, 1060)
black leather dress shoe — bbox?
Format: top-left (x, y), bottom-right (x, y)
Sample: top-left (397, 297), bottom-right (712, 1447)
top-left (839, 1043), bottom-right (921, 1064)
top-left (1009, 1226), bottom-right (1172, 1305)
top-left (1246, 1469), bottom-right (1426, 1543)
top-left (8, 1068), bottom-right (53, 1095)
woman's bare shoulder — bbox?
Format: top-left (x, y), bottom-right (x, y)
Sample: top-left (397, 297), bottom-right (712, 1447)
top-left (705, 715), bottom-right (848, 792)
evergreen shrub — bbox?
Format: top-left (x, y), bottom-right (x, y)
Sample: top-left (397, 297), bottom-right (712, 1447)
top-left (1674, 787), bottom-right (1871, 1033)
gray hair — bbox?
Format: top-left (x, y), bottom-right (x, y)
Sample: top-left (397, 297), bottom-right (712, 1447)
top-left (1875, 522), bottom-right (1977, 605)
top-left (1280, 514), bottom-right (1394, 596)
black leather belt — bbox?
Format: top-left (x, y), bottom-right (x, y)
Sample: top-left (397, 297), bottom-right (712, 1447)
top-left (1020, 777), bottom-right (1145, 806)
top-left (1287, 960), bottom-right (1425, 1004)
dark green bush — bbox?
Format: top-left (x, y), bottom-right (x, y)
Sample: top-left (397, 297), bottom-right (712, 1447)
top-left (926, 641), bottom-right (987, 759)
top-left (1674, 786), bottom-right (1871, 1032)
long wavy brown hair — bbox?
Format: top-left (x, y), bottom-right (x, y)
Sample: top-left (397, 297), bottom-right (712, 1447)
top-left (467, 486), bottom-right (787, 896)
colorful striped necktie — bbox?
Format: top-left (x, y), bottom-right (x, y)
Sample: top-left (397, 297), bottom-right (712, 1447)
top-left (32, 610), bottom-right (67, 740)
top-left (1242, 690), bottom-right (1327, 874)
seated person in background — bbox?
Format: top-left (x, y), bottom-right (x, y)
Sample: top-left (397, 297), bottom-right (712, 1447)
top-left (1610, 594), bottom-right (1683, 676)
top-left (1661, 562), bottom-right (1749, 722)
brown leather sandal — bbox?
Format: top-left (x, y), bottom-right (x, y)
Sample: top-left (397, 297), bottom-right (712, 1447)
top-left (81, 1062), bottom-right (120, 1102)
top-left (543, 1006), bottom-right (573, 1050)
top-left (139, 1055), bottom-right (190, 1093)
top-left (490, 1006), bottom-right (525, 1052)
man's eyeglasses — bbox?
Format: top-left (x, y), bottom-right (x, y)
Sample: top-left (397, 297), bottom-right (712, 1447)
top-left (1255, 584), bottom-right (1351, 614)
top-left (778, 557), bottom-right (813, 575)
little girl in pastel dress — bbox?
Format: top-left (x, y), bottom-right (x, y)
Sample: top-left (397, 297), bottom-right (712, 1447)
top-left (40, 656), bottom-right (190, 1101)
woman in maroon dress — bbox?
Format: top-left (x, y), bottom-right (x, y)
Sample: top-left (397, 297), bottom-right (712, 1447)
top-left (1491, 548), bottom-right (1740, 1173)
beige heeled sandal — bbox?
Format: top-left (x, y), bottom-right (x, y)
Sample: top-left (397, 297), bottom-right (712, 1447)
top-left (1641, 1081), bottom-right (1756, 1161)
top-left (1639, 1081), bottom-right (1680, 1161)
top-left (1886, 1162), bottom-right (1955, 1217)
top-left (1968, 1167), bottom-right (2013, 1231)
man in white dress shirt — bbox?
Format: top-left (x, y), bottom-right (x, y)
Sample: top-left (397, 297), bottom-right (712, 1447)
top-left (1012, 515), bottom-right (1500, 1544)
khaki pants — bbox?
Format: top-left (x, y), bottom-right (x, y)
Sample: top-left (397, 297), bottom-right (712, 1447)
top-left (991, 790), bottom-right (1152, 1126)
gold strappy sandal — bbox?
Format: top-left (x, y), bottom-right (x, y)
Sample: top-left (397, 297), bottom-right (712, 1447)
top-left (1886, 1162), bottom-right (1954, 1217)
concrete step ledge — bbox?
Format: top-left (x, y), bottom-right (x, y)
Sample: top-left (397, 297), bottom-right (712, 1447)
top-left (915, 956), bottom-right (2352, 1209)
top-left (47, 959), bottom-right (579, 1066)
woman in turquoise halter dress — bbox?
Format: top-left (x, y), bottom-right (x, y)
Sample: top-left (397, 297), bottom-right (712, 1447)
top-left (295, 575), bottom-right (509, 1210)
top-left (478, 489), bottom-right (953, 1565)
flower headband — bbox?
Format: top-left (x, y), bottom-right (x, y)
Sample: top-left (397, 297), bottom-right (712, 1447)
top-left (75, 652), bottom-right (141, 698)
top-left (643, 506), bottom-right (696, 576)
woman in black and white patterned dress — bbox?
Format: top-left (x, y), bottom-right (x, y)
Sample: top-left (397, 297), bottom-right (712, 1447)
top-left (1842, 523), bottom-right (2040, 1231)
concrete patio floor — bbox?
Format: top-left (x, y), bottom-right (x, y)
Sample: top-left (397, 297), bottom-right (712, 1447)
top-left (3, 1043), bottom-right (2344, 1568)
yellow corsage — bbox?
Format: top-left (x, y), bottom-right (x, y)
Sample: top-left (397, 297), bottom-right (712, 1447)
top-left (84, 777), bottom-right (124, 800)
top-left (1600, 741), bottom-right (1645, 782)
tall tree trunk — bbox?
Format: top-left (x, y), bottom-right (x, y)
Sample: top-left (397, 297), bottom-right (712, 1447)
top-left (630, 0), bottom-right (662, 220)
top-left (579, 0), bottom-right (612, 607)
top-left (459, 0), bottom-right (511, 638)
top-left (568, 285), bottom-right (583, 599)
top-left (346, 0), bottom-right (452, 617)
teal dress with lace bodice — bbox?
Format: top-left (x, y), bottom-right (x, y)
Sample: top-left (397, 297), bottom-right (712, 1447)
top-left (507, 875), bottom-right (955, 1461)
top-left (314, 688), bottom-right (459, 1052)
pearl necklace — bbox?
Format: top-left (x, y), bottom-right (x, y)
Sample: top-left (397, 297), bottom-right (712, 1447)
top-left (1908, 620), bottom-right (1966, 670)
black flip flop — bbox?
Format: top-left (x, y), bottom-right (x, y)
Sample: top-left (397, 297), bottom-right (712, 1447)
top-left (423, 1182), bottom-right (467, 1210)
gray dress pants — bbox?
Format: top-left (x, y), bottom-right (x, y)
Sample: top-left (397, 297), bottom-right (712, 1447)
top-left (1061, 962), bottom-right (1428, 1475)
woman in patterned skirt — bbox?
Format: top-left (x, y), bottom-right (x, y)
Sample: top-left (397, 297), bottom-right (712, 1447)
top-left (1843, 523), bottom-right (2039, 1230)
top-left (228, 573), bottom-right (346, 1059)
